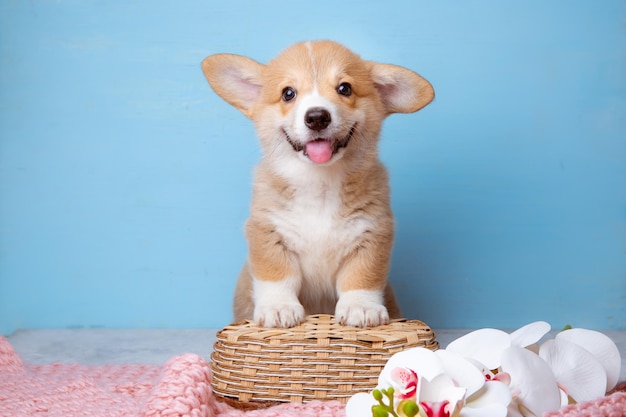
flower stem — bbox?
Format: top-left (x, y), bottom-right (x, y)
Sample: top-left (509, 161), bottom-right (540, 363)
top-left (371, 388), bottom-right (400, 417)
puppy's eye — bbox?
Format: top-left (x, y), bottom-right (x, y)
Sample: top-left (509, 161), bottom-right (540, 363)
top-left (282, 87), bottom-right (297, 102)
top-left (337, 82), bottom-right (352, 97)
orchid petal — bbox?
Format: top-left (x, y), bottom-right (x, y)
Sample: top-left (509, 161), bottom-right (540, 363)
top-left (464, 357), bottom-right (494, 378)
top-left (446, 328), bottom-right (511, 370)
top-left (539, 338), bottom-right (607, 402)
top-left (421, 373), bottom-right (467, 404)
top-left (501, 346), bottom-right (561, 416)
top-left (459, 403), bottom-right (508, 417)
top-left (556, 328), bottom-right (621, 391)
top-left (510, 321), bottom-right (551, 348)
top-left (345, 392), bottom-right (375, 417)
top-left (379, 347), bottom-right (444, 387)
top-left (435, 349), bottom-right (485, 398)
top-left (466, 381), bottom-right (511, 408)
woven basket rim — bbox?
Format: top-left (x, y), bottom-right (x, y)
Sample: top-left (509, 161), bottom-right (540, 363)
top-left (217, 313), bottom-right (436, 343)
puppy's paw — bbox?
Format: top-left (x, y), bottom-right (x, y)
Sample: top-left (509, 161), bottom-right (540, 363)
top-left (335, 289), bottom-right (389, 327)
top-left (252, 276), bottom-right (304, 328)
top-left (254, 302), bottom-right (305, 328)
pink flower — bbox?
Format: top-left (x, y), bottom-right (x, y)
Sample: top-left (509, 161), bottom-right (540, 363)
top-left (390, 367), bottom-right (418, 399)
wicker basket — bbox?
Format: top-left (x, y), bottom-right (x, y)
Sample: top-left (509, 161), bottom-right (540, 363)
top-left (210, 314), bottom-right (438, 407)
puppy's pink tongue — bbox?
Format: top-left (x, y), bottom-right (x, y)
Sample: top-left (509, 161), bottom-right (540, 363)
top-left (305, 139), bottom-right (333, 164)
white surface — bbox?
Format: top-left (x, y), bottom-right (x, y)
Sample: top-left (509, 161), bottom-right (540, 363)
top-left (6, 328), bottom-right (626, 382)
top-left (6, 329), bottom-right (217, 365)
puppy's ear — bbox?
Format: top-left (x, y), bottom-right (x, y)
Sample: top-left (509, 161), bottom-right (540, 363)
top-left (371, 63), bottom-right (434, 114)
top-left (202, 54), bottom-right (264, 118)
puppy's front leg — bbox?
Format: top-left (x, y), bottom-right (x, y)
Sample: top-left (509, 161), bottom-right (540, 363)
top-left (247, 219), bottom-right (305, 328)
top-left (335, 236), bottom-right (393, 327)
top-left (253, 275), bottom-right (305, 328)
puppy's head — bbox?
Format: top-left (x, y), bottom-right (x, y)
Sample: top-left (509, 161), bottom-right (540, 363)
top-left (202, 41), bottom-right (434, 167)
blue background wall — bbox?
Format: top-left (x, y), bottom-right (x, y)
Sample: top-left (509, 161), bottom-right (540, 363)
top-left (1, 1), bottom-right (624, 334)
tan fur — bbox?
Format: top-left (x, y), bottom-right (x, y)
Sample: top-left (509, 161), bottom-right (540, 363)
top-left (202, 41), bottom-right (433, 327)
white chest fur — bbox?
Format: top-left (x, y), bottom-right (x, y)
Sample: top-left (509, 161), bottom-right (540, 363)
top-left (268, 168), bottom-right (374, 301)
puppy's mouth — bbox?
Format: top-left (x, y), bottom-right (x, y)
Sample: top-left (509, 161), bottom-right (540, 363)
top-left (284, 124), bottom-right (356, 165)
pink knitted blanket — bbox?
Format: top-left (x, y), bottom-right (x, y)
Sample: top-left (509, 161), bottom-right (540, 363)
top-left (0, 336), bottom-right (623, 417)
top-left (0, 336), bottom-right (345, 417)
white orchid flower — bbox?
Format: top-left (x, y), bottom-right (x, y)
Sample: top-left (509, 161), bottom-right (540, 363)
top-left (346, 322), bottom-right (620, 417)
top-left (554, 328), bottom-right (621, 392)
top-left (459, 380), bottom-right (511, 417)
top-left (501, 346), bottom-right (562, 416)
top-left (418, 373), bottom-right (467, 417)
top-left (445, 321), bottom-right (551, 370)
top-left (444, 321), bottom-right (564, 416)
top-left (345, 347), bottom-right (511, 417)
top-left (538, 327), bottom-right (622, 405)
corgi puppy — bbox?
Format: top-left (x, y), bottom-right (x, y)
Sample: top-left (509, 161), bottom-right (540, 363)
top-left (202, 40), bottom-right (434, 328)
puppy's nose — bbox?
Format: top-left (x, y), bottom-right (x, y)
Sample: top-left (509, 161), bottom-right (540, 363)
top-left (304, 107), bottom-right (331, 131)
